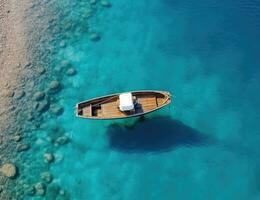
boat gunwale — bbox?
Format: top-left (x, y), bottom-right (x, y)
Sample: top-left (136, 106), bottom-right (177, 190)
top-left (75, 90), bottom-right (171, 120)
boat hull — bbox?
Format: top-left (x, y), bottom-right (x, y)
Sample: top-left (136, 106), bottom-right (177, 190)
top-left (76, 90), bottom-right (171, 120)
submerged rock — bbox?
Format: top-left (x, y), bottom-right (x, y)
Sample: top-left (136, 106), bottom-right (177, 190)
top-left (101, 0), bottom-right (112, 7)
top-left (14, 90), bottom-right (25, 100)
top-left (36, 100), bottom-right (50, 113)
top-left (12, 134), bottom-right (22, 142)
top-left (89, 33), bottom-right (101, 42)
top-left (59, 40), bottom-right (66, 48)
top-left (90, 0), bottom-right (97, 5)
top-left (9, 105), bottom-right (16, 111)
top-left (44, 153), bottom-right (55, 163)
top-left (34, 182), bottom-right (46, 196)
top-left (50, 105), bottom-right (64, 116)
top-left (38, 67), bottom-right (46, 75)
top-left (55, 135), bottom-right (70, 146)
top-left (60, 60), bottom-right (70, 68)
top-left (27, 113), bottom-right (34, 121)
top-left (66, 68), bottom-right (77, 76)
top-left (64, 22), bottom-right (72, 31)
top-left (24, 184), bottom-right (35, 196)
top-left (33, 91), bottom-right (45, 101)
top-left (48, 81), bottom-right (61, 93)
top-left (85, 8), bottom-right (93, 18)
top-left (17, 143), bottom-right (30, 152)
top-left (59, 189), bottom-right (65, 196)
top-left (40, 171), bottom-right (53, 183)
top-left (49, 81), bottom-right (60, 90)
top-left (0, 163), bottom-right (17, 178)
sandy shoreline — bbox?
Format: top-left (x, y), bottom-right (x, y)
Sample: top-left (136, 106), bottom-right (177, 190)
top-left (0, 0), bottom-right (29, 131)
top-left (1, 0), bottom-right (107, 198)
top-left (0, 0), bottom-right (32, 198)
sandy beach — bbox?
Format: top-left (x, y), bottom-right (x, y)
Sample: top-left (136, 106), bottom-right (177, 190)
top-left (0, 0), bottom-right (29, 129)
top-left (0, 0), bottom-right (31, 198)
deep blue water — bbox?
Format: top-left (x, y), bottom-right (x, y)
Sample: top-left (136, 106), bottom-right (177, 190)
top-left (29, 0), bottom-right (260, 199)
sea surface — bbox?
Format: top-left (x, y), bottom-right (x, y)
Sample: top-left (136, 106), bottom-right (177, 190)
top-left (26, 0), bottom-right (260, 199)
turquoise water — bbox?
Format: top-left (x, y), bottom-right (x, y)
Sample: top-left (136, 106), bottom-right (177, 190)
top-left (27, 0), bottom-right (260, 199)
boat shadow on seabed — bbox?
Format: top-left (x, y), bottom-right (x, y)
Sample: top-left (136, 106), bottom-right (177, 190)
top-left (107, 116), bottom-right (215, 153)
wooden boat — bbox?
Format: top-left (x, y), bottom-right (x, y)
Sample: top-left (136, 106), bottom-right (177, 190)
top-left (76, 90), bottom-right (171, 120)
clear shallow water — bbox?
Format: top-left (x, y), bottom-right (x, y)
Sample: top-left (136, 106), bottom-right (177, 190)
top-left (30, 0), bottom-right (260, 199)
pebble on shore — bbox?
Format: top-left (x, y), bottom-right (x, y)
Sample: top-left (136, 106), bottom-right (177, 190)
top-left (0, 163), bottom-right (17, 178)
top-left (13, 90), bottom-right (25, 100)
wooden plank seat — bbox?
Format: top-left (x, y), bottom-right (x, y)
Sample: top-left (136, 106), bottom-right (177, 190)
top-left (83, 105), bottom-right (91, 116)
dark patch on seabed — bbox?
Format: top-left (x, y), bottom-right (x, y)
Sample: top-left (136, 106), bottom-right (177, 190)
top-left (107, 116), bottom-right (214, 153)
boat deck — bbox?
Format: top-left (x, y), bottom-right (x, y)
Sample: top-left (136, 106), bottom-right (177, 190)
top-left (77, 91), bottom-right (171, 119)
top-left (82, 95), bottom-right (165, 118)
